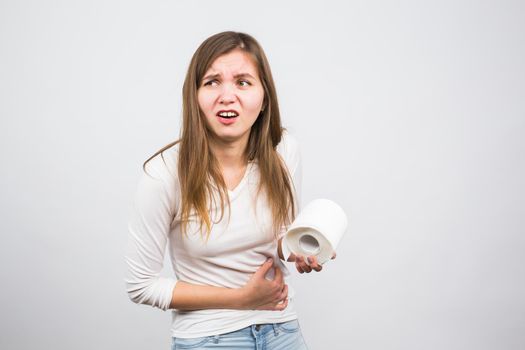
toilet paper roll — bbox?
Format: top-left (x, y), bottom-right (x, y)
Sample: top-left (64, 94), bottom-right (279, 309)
top-left (283, 199), bottom-right (348, 265)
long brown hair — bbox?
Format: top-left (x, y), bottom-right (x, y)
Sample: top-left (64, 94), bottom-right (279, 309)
top-left (144, 31), bottom-right (296, 240)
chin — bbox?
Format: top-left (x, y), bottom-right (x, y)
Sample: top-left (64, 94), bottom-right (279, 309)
top-left (211, 127), bottom-right (251, 142)
top-left (211, 130), bottom-right (242, 142)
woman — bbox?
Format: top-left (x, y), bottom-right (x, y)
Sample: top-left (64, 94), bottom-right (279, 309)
top-left (125, 31), bottom-right (335, 350)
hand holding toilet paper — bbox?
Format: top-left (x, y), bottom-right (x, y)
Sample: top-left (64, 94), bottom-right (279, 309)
top-left (281, 199), bottom-right (348, 266)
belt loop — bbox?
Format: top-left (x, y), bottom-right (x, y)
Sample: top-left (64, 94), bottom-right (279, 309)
top-left (272, 323), bottom-right (279, 336)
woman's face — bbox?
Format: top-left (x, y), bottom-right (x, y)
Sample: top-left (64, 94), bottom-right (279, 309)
top-left (197, 49), bottom-right (265, 144)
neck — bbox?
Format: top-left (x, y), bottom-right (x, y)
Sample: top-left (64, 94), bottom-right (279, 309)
top-left (209, 133), bottom-right (250, 169)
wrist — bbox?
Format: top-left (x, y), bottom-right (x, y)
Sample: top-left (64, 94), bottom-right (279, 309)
top-left (234, 287), bottom-right (249, 310)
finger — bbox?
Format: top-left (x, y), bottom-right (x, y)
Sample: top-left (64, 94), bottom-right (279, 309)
top-left (331, 252), bottom-right (337, 260)
top-left (295, 256), bottom-right (304, 273)
top-left (273, 265), bottom-right (283, 283)
top-left (307, 256), bottom-right (323, 272)
top-left (301, 256), bottom-right (313, 273)
top-left (261, 295), bottom-right (288, 311)
top-left (279, 284), bottom-right (288, 300)
top-left (275, 298), bottom-right (288, 311)
top-left (297, 256), bottom-right (312, 273)
top-left (295, 261), bottom-right (304, 274)
top-left (255, 258), bottom-right (274, 278)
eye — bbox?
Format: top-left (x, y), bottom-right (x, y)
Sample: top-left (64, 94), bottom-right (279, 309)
top-left (238, 80), bottom-right (251, 87)
top-left (203, 79), bottom-right (218, 87)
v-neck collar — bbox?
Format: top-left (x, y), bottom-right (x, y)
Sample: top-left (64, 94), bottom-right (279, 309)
top-left (227, 161), bottom-right (254, 199)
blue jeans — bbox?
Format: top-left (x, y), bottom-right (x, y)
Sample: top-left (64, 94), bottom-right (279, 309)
top-left (171, 319), bottom-right (308, 349)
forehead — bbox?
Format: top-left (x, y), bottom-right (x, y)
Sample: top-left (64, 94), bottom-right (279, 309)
top-left (206, 49), bottom-right (259, 77)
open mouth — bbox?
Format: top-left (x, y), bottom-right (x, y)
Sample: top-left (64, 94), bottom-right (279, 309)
top-left (216, 111), bottom-right (239, 119)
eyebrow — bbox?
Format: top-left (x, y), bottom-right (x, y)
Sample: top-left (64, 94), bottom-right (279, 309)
top-left (202, 72), bottom-right (256, 81)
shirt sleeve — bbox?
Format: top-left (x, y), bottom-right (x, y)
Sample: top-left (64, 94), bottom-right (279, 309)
top-left (285, 134), bottom-right (303, 213)
top-left (276, 131), bottom-right (303, 259)
top-left (124, 155), bottom-right (179, 311)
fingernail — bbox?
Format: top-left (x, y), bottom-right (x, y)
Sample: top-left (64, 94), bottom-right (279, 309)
top-left (267, 258), bottom-right (273, 263)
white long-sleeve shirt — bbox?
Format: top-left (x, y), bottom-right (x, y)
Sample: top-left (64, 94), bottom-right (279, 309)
top-left (124, 131), bottom-right (302, 338)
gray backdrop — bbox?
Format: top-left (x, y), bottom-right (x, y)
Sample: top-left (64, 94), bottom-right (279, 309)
top-left (1, 0), bottom-right (524, 349)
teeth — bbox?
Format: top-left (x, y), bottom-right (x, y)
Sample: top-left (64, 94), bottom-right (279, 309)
top-left (218, 111), bottom-right (238, 117)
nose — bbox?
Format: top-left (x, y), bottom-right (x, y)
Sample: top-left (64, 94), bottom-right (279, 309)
top-left (219, 84), bottom-right (237, 105)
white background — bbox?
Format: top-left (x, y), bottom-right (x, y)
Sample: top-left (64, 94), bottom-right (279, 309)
top-left (1, 1), bottom-right (524, 349)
